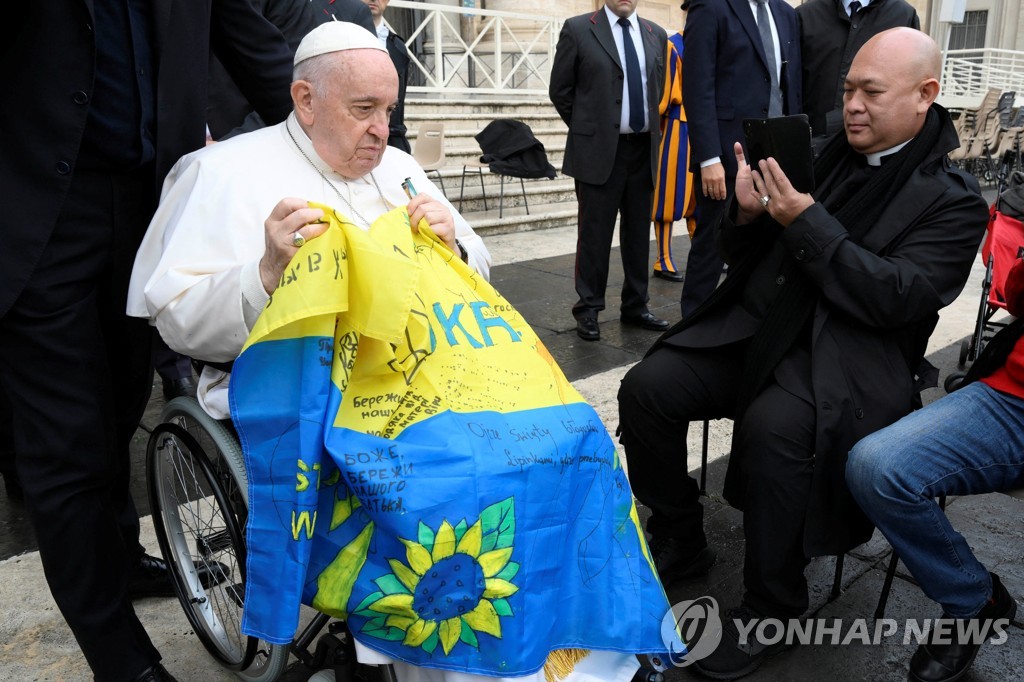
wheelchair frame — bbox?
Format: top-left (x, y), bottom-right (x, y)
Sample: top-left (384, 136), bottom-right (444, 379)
top-left (149, 397), bottom-right (388, 682)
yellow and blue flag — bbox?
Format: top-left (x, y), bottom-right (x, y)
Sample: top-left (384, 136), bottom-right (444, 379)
top-left (230, 204), bottom-right (680, 675)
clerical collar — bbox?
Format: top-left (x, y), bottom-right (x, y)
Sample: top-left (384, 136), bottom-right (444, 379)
top-left (865, 139), bottom-right (910, 167)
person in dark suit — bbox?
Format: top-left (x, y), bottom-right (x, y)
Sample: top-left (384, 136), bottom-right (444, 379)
top-left (207, 0), bottom-right (374, 140)
top-left (799, 0), bottom-right (919, 144)
top-left (618, 28), bottom-right (987, 677)
top-left (679, 0), bottom-right (801, 317)
top-left (361, 0), bottom-right (412, 153)
top-left (550, 0), bottom-right (670, 342)
top-left (0, 3), bottom-right (293, 680)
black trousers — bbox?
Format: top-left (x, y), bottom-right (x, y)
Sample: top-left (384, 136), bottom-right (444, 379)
top-left (572, 133), bottom-right (653, 319)
top-left (618, 343), bottom-right (816, 618)
top-left (0, 166), bottom-right (158, 680)
top-left (152, 334), bottom-right (193, 383)
top-left (679, 181), bottom-right (729, 317)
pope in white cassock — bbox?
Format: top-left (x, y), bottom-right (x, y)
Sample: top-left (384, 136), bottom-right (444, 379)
top-left (128, 20), bottom-right (648, 682)
top-left (128, 20), bottom-right (490, 421)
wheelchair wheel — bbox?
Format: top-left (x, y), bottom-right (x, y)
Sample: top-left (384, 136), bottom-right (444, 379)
top-left (149, 397), bottom-right (289, 681)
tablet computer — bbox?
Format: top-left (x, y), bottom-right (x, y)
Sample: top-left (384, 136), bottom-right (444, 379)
top-left (742, 114), bottom-right (816, 194)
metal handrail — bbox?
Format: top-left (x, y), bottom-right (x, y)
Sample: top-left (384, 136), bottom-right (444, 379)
top-left (387, 0), bottom-right (563, 97)
top-left (939, 48), bottom-right (1024, 110)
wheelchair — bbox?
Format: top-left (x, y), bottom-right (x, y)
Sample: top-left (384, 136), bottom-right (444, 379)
top-left (147, 396), bottom-right (390, 682)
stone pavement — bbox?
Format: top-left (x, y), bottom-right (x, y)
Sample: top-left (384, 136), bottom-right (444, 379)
top-left (2, 201), bottom-right (1022, 681)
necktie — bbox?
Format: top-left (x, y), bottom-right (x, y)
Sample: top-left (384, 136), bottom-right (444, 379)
top-left (617, 18), bottom-right (645, 133)
top-left (754, 0), bottom-right (783, 118)
top-left (849, 1), bottom-right (862, 17)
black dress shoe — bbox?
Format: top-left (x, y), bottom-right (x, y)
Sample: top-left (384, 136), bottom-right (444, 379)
top-left (576, 317), bottom-right (600, 341)
top-left (129, 553), bottom-right (230, 600)
top-left (692, 605), bottom-right (789, 679)
top-left (162, 376), bottom-right (197, 400)
top-left (653, 269), bottom-right (685, 282)
top-left (134, 663), bottom-right (178, 682)
top-left (908, 573), bottom-right (1017, 682)
top-left (649, 537), bottom-right (716, 585)
top-left (621, 311), bottom-right (670, 331)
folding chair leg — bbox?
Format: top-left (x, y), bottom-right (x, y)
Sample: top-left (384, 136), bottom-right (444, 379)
top-left (830, 554), bottom-right (845, 601)
top-left (434, 171), bottom-right (446, 197)
top-left (875, 552), bottom-right (900, 619)
top-left (499, 174), bottom-right (505, 219)
top-left (458, 167), bottom-right (469, 211)
top-left (477, 168), bottom-right (487, 211)
top-left (519, 177), bottom-right (529, 215)
top-left (699, 418), bottom-right (709, 496)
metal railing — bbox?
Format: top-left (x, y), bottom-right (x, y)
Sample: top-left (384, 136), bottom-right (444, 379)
top-left (940, 48), bottom-right (1024, 110)
top-left (387, 1), bottom-right (562, 97)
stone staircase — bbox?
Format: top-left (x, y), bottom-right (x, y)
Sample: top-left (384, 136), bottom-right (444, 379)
top-left (404, 95), bottom-right (577, 235)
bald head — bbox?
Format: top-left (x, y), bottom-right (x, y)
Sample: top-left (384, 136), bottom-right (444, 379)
top-left (843, 28), bottom-right (941, 154)
top-left (862, 27), bottom-right (941, 84)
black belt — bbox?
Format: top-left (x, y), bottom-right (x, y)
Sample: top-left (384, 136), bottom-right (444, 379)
top-left (620, 131), bottom-right (650, 142)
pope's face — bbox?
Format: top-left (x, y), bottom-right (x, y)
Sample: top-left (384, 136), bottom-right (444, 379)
top-left (605, 0), bottom-right (639, 19)
top-left (306, 50), bottom-right (399, 179)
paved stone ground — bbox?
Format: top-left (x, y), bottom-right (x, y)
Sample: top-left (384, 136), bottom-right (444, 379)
top-left (2, 194), bottom-right (1022, 680)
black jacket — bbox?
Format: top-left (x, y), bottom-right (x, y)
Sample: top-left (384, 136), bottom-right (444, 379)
top-left (798, 0), bottom-right (919, 137)
top-left (0, 0), bottom-right (294, 317)
top-left (475, 120), bottom-right (556, 180)
top-left (654, 107), bottom-right (988, 555)
top-left (384, 27), bottom-right (411, 151)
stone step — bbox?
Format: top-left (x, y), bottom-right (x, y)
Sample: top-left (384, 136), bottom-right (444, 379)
top-left (405, 96), bottom-right (556, 116)
top-left (459, 201), bottom-right (579, 236)
top-left (445, 175), bottom-right (575, 215)
top-left (408, 125), bottom-right (567, 148)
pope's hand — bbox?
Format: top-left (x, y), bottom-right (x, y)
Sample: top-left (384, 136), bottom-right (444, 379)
top-left (259, 198), bottom-right (327, 294)
top-left (407, 193), bottom-right (458, 254)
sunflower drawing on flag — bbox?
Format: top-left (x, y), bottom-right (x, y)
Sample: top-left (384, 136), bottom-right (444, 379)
top-left (352, 498), bottom-right (518, 656)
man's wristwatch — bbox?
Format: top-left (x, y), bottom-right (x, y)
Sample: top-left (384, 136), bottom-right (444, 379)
top-left (455, 239), bottom-right (469, 263)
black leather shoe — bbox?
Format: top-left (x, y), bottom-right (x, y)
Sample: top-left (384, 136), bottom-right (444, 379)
top-left (162, 376), bottom-right (197, 400)
top-left (134, 663), bottom-right (178, 682)
top-left (653, 269), bottom-right (685, 282)
top-left (908, 573), bottom-right (1017, 682)
top-left (692, 605), bottom-right (789, 679)
top-left (650, 537), bottom-right (716, 585)
top-left (621, 311), bottom-right (670, 331)
top-left (576, 317), bottom-right (600, 341)
top-left (129, 553), bottom-right (230, 600)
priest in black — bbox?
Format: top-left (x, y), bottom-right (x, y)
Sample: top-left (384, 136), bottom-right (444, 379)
top-left (617, 28), bottom-right (988, 678)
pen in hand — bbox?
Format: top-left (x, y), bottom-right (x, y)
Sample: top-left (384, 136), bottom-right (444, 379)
top-left (402, 177), bottom-right (418, 199)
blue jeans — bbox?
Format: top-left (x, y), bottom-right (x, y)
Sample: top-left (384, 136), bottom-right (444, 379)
top-left (846, 382), bottom-right (1024, 618)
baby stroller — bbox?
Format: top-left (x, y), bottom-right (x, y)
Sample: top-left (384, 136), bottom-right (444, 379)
top-left (945, 171), bottom-right (1024, 392)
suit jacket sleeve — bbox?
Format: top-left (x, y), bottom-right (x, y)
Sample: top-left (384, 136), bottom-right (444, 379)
top-left (210, 0), bottom-right (294, 128)
top-left (549, 21), bottom-right (579, 127)
top-left (683, 0), bottom-right (722, 165)
top-left (781, 184), bottom-right (988, 329)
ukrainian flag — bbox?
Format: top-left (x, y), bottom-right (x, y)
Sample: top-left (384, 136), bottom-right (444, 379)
top-left (230, 204), bottom-right (680, 675)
